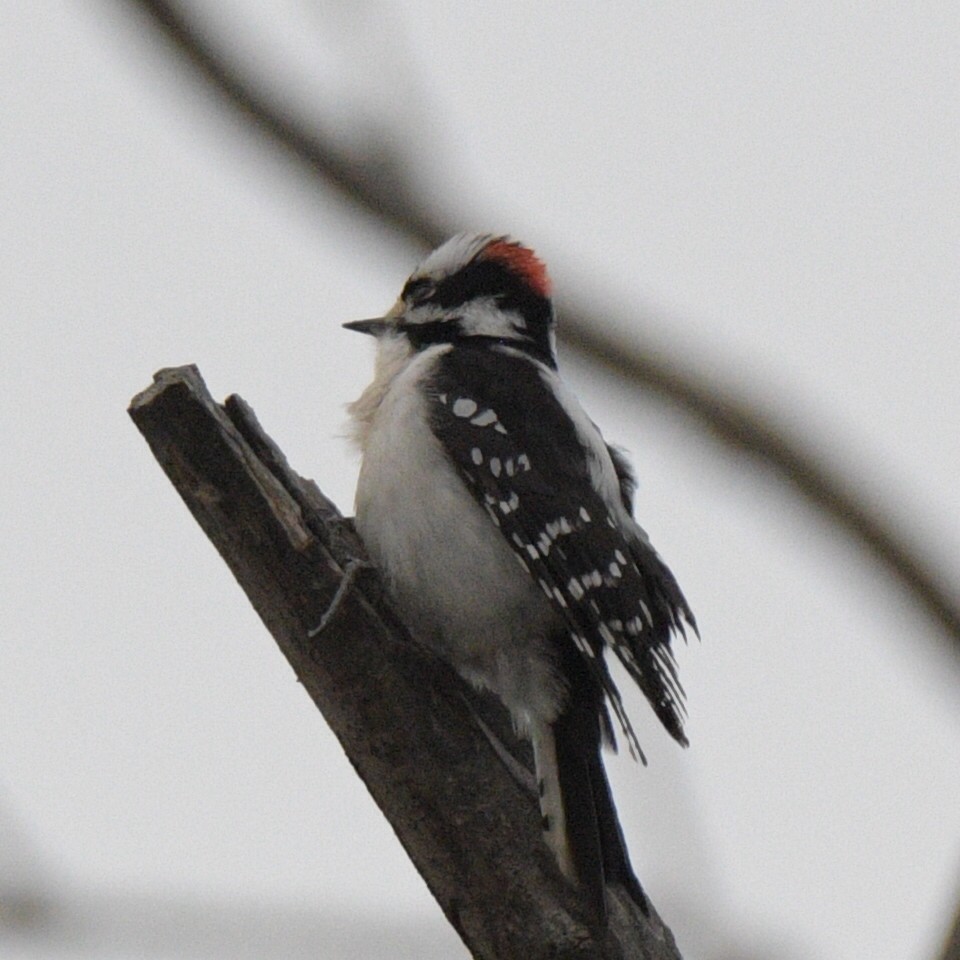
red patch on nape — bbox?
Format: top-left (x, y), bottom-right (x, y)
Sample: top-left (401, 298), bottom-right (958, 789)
top-left (481, 239), bottom-right (552, 299)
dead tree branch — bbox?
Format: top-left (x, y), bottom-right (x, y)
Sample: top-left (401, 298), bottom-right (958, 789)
top-left (128, 365), bottom-right (684, 960)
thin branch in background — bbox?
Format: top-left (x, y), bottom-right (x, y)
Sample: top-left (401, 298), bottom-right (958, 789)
top-left (117, 0), bottom-right (960, 657)
top-left (123, 0), bottom-right (448, 247)
top-left (560, 316), bottom-right (960, 646)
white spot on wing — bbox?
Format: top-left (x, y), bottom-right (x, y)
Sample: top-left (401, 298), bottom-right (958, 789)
top-left (490, 457), bottom-right (502, 477)
top-left (471, 447), bottom-right (483, 465)
top-left (572, 633), bottom-right (591, 655)
top-left (579, 506), bottom-right (591, 523)
top-left (639, 600), bottom-right (653, 626)
top-left (470, 409), bottom-right (498, 427)
top-left (453, 397), bottom-right (478, 418)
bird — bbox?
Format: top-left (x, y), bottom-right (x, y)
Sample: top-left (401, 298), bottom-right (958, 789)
top-left (344, 233), bottom-right (696, 924)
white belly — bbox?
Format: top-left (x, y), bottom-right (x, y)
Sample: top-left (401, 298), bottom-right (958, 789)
top-left (352, 348), bottom-right (565, 728)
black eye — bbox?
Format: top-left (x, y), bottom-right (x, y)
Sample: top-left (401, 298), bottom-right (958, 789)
top-left (403, 278), bottom-right (435, 304)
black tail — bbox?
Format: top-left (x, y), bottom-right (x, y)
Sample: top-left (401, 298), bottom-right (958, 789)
top-left (553, 646), bottom-right (648, 924)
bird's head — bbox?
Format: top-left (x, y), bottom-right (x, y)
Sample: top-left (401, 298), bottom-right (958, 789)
top-left (344, 234), bottom-right (557, 367)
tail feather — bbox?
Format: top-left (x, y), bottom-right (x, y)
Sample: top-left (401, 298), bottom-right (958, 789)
top-left (532, 643), bottom-right (647, 925)
top-left (530, 723), bottom-right (578, 882)
top-left (583, 744), bottom-right (647, 912)
top-left (553, 709), bottom-right (607, 923)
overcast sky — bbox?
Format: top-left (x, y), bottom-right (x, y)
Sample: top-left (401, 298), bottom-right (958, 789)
top-left (2, 4), bottom-right (959, 960)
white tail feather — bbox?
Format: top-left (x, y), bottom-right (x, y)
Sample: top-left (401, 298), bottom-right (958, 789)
top-left (530, 722), bottom-right (575, 881)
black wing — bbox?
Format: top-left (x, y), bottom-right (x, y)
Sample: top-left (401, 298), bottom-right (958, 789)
top-left (426, 344), bottom-right (696, 757)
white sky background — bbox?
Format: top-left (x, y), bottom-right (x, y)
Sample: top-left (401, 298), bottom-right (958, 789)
top-left (2, 3), bottom-right (959, 959)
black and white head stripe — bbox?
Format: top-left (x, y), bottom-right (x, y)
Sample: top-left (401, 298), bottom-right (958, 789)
top-left (427, 343), bottom-right (697, 759)
top-left (398, 234), bottom-right (557, 367)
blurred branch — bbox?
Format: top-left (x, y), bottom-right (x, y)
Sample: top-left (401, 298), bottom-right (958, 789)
top-left (940, 895), bottom-right (960, 960)
top-left (125, 0), bottom-right (448, 247)
top-left (120, 0), bottom-right (960, 654)
top-left (1, 886), bottom-right (462, 959)
top-left (560, 317), bottom-right (960, 646)
top-left (128, 365), bottom-right (684, 960)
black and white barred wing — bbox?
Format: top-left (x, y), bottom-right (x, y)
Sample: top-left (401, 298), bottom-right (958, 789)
top-left (426, 346), bottom-right (695, 755)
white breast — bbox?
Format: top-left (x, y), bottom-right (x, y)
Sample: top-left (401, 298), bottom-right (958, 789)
top-left (350, 342), bottom-right (565, 729)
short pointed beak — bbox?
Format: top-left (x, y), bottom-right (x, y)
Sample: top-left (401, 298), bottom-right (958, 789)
top-left (342, 317), bottom-right (392, 337)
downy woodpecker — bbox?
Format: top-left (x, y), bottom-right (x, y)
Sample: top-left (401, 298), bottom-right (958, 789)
top-left (345, 234), bottom-right (696, 922)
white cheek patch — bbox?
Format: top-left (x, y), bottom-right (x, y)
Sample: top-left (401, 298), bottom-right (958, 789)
top-left (456, 298), bottom-right (527, 340)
